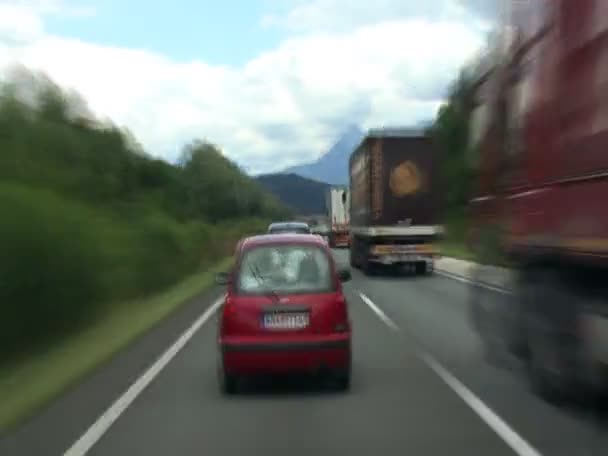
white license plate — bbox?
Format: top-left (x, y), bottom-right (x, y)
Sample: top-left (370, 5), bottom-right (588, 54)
top-left (263, 313), bottom-right (309, 330)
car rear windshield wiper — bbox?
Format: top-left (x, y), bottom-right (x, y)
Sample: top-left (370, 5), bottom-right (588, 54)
top-left (249, 263), bottom-right (281, 304)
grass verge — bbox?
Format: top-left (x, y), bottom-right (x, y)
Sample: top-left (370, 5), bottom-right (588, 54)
top-left (0, 258), bottom-right (231, 432)
top-left (440, 241), bottom-right (477, 262)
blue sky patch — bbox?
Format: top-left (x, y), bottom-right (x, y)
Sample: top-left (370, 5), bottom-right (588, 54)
top-left (45, 0), bottom-right (285, 65)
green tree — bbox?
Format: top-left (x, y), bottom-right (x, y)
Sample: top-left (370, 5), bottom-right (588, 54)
top-left (0, 67), bottom-right (291, 360)
top-left (429, 70), bottom-right (477, 212)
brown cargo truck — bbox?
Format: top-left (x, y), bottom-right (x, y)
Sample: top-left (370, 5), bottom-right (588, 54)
top-left (349, 128), bottom-right (444, 275)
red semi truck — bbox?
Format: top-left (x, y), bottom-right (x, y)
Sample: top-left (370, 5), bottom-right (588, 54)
top-left (469, 0), bottom-right (608, 401)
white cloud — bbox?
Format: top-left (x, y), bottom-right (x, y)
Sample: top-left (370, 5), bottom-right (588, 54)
top-left (0, 0), bottom-right (485, 174)
top-left (261, 0), bottom-right (494, 32)
top-left (0, 4), bottom-right (45, 45)
top-left (0, 0), bottom-right (95, 16)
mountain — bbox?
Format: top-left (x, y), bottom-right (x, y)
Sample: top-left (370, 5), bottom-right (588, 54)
top-left (282, 124), bottom-right (364, 185)
top-left (255, 173), bottom-right (330, 215)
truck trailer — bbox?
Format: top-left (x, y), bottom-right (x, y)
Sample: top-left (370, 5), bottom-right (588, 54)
top-left (468, 0), bottom-right (608, 402)
top-left (326, 186), bottom-right (351, 248)
top-left (349, 128), bottom-right (443, 275)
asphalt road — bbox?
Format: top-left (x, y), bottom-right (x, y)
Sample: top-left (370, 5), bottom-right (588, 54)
top-left (3, 249), bottom-right (608, 455)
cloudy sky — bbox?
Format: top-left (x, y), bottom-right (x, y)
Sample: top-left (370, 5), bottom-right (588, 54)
top-left (0, 0), bottom-right (498, 173)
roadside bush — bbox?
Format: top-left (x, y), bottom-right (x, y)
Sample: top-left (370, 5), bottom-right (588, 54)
top-left (443, 207), bottom-right (468, 246)
top-left (130, 213), bottom-right (201, 295)
top-left (0, 70), bottom-right (287, 363)
top-left (0, 184), bottom-right (104, 359)
top-left (0, 183), bottom-right (269, 361)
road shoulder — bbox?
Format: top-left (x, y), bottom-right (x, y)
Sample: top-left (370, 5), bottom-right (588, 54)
top-left (435, 256), bottom-right (512, 290)
top-left (0, 279), bottom-right (225, 456)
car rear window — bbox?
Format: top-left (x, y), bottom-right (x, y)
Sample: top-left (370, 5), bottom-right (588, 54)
top-left (271, 229), bottom-right (310, 235)
top-left (237, 244), bottom-right (333, 295)
top-left (268, 226), bottom-right (310, 234)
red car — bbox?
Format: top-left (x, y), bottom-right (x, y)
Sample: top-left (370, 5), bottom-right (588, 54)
top-left (215, 233), bottom-right (352, 394)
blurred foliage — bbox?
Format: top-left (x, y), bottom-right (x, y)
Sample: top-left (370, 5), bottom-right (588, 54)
top-left (426, 66), bottom-right (482, 254)
top-left (0, 68), bottom-right (291, 361)
top-left (428, 70), bottom-right (477, 214)
top-left (430, 60), bottom-right (509, 267)
top-left (0, 68), bottom-right (289, 222)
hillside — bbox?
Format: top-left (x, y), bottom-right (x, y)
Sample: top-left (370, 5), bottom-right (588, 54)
top-left (0, 69), bottom-right (289, 360)
top-left (255, 173), bottom-right (330, 215)
top-left (282, 124), bottom-right (363, 185)
top-left (282, 121), bottom-right (434, 185)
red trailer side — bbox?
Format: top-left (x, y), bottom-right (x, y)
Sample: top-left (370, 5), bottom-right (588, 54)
top-left (469, 0), bottom-right (608, 402)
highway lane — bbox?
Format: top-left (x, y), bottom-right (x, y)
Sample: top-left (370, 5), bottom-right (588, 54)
top-left (4, 249), bottom-right (605, 455)
top-left (72, 249), bottom-right (517, 456)
top-left (340, 249), bottom-right (608, 456)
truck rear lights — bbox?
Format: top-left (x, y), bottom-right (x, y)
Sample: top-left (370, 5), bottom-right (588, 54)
top-left (371, 245), bottom-right (390, 255)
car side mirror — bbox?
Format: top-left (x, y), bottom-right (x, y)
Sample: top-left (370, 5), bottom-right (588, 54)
top-left (338, 268), bottom-right (351, 282)
top-left (215, 271), bottom-right (230, 286)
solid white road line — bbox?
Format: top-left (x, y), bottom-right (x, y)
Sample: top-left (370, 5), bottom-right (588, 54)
top-left (358, 292), bottom-right (400, 332)
top-left (421, 352), bottom-right (542, 456)
top-left (435, 269), bottom-right (511, 295)
top-left (358, 291), bottom-right (542, 456)
top-left (63, 295), bottom-right (225, 456)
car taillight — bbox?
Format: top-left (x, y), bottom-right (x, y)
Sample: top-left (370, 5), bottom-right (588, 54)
top-left (223, 296), bottom-right (236, 316)
top-left (333, 294), bottom-right (350, 332)
top-left (221, 297), bottom-right (237, 336)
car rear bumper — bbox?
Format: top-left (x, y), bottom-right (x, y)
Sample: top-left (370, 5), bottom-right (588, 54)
top-left (220, 334), bottom-right (351, 374)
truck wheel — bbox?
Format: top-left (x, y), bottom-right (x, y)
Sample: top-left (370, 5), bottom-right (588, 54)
top-left (526, 318), bottom-right (570, 404)
top-left (505, 272), bottom-right (529, 359)
top-left (470, 285), bottom-right (490, 345)
top-left (469, 264), bottom-right (503, 359)
top-left (469, 266), bottom-right (482, 331)
top-left (350, 247), bottom-right (359, 269)
top-left (415, 262), bottom-right (427, 275)
top-left (362, 258), bottom-right (376, 276)
top-left (524, 271), bottom-right (582, 404)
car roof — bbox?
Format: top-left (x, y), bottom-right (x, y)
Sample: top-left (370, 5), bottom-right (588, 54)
top-left (268, 221), bottom-right (309, 229)
top-left (240, 233), bottom-right (325, 250)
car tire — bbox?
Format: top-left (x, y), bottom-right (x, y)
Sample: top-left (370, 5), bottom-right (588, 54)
top-left (219, 370), bottom-right (238, 395)
top-left (335, 369), bottom-right (351, 391)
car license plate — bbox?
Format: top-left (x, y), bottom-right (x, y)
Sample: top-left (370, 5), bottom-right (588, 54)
top-left (263, 312), bottom-right (309, 330)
